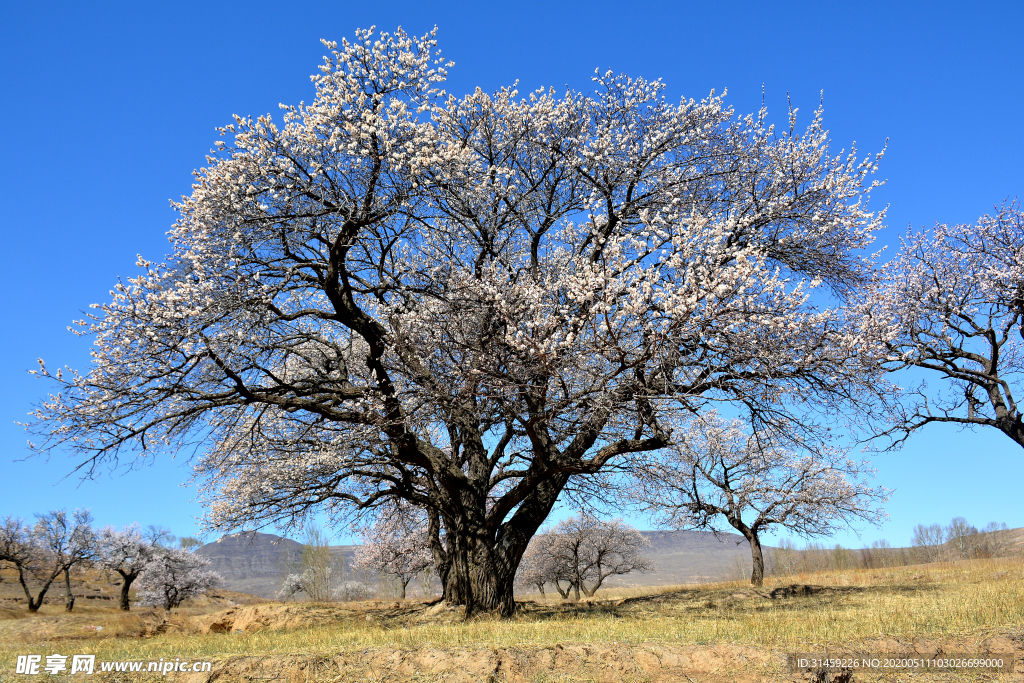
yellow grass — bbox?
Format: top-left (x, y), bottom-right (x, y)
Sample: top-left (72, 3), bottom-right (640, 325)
top-left (1, 558), bottom-right (1021, 668)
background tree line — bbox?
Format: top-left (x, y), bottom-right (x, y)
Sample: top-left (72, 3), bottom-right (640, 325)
top-left (760, 517), bottom-right (1017, 578)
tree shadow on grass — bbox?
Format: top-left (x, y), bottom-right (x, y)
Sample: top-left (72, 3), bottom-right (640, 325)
top-left (503, 581), bottom-right (942, 624)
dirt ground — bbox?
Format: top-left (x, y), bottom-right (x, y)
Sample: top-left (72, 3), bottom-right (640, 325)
top-left (174, 641), bottom-right (1022, 683)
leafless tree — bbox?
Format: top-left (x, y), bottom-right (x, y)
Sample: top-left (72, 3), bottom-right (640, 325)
top-left (33, 509), bottom-right (97, 612)
top-left (302, 523), bottom-right (345, 602)
top-left (0, 511), bottom-right (96, 612)
top-left (144, 525), bottom-right (176, 548)
top-left (945, 517), bottom-right (979, 559)
top-left (859, 539), bottom-right (903, 568)
top-left (0, 517), bottom-right (47, 611)
top-left (630, 412), bottom-right (888, 586)
top-left (976, 522), bottom-right (1010, 558)
top-left (179, 537), bottom-right (202, 551)
top-left (910, 523), bottom-right (945, 563)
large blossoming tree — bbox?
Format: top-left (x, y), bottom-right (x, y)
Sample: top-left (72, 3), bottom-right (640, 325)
top-left (30, 27), bottom-right (887, 616)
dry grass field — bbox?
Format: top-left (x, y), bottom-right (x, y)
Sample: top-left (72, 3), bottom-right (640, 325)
top-left (1, 557), bottom-right (1022, 682)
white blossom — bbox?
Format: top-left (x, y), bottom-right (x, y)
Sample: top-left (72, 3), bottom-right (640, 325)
top-left (352, 503), bottom-right (433, 599)
top-left (136, 547), bottom-right (221, 610)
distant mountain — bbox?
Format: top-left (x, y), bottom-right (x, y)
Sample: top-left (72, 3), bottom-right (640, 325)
top-left (194, 532), bottom-right (359, 598)
top-left (626, 529), bottom-right (764, 586)
top-left (196, 529), bottom-right (761, 598)
top-left (194, 532), bottom-right (301, 598)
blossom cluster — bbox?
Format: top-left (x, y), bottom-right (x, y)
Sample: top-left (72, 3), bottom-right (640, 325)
top-left (855, 201), bottom-right (1023, 446)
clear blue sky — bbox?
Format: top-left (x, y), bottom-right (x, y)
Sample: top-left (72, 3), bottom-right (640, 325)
top-left (1, 0), bottom-right (1021, 547)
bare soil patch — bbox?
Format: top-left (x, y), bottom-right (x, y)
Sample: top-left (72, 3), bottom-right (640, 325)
top-left (173, 637), bottom-right (1023, 683)
top-left (184, 643), bottom-right (780, 683)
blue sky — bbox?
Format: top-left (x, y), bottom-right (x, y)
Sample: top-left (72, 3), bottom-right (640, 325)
top-left (1, 0), bottom-right (1021, 547)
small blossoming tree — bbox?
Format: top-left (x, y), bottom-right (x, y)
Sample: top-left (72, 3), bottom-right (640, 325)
top-left (96, 524), bottom-right (159, 611)
top-left (520, 514), bottom-right (652, 600)
top-left (515, 531), bottom-right (565, 597)
top-left (136, 547), bottom-right (221, 610)
top-left (353, 505), bottom-right (433, 599)
top-left (629, 412), bottom-right (889, 586)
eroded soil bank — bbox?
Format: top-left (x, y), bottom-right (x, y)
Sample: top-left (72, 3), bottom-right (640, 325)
top-left (175, 638), bottom-right (1022, 683)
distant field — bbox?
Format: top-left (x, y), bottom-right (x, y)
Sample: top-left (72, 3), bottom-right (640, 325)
top-left (2, 557), bottom-right (1022, 681)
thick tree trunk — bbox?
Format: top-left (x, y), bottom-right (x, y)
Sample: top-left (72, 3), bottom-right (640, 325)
top-left (429, 441), bottom-right (574, 617)
top-left (15, 564), bottom-right (47, 612)
top-left (399, 578), bottom-right (409, 600)
top-left (745, 531), bottom-right (765, 587)
top-left (552, 580), bottom-right (570, 599)
top-left (442, 527), bottom-right (515, 616)
top-left (435, 464), bottom-right (569, 617)
top-left (117, 570), bottom-right (136, 611)
top-left (63, 568), bottom-right (75, 612)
